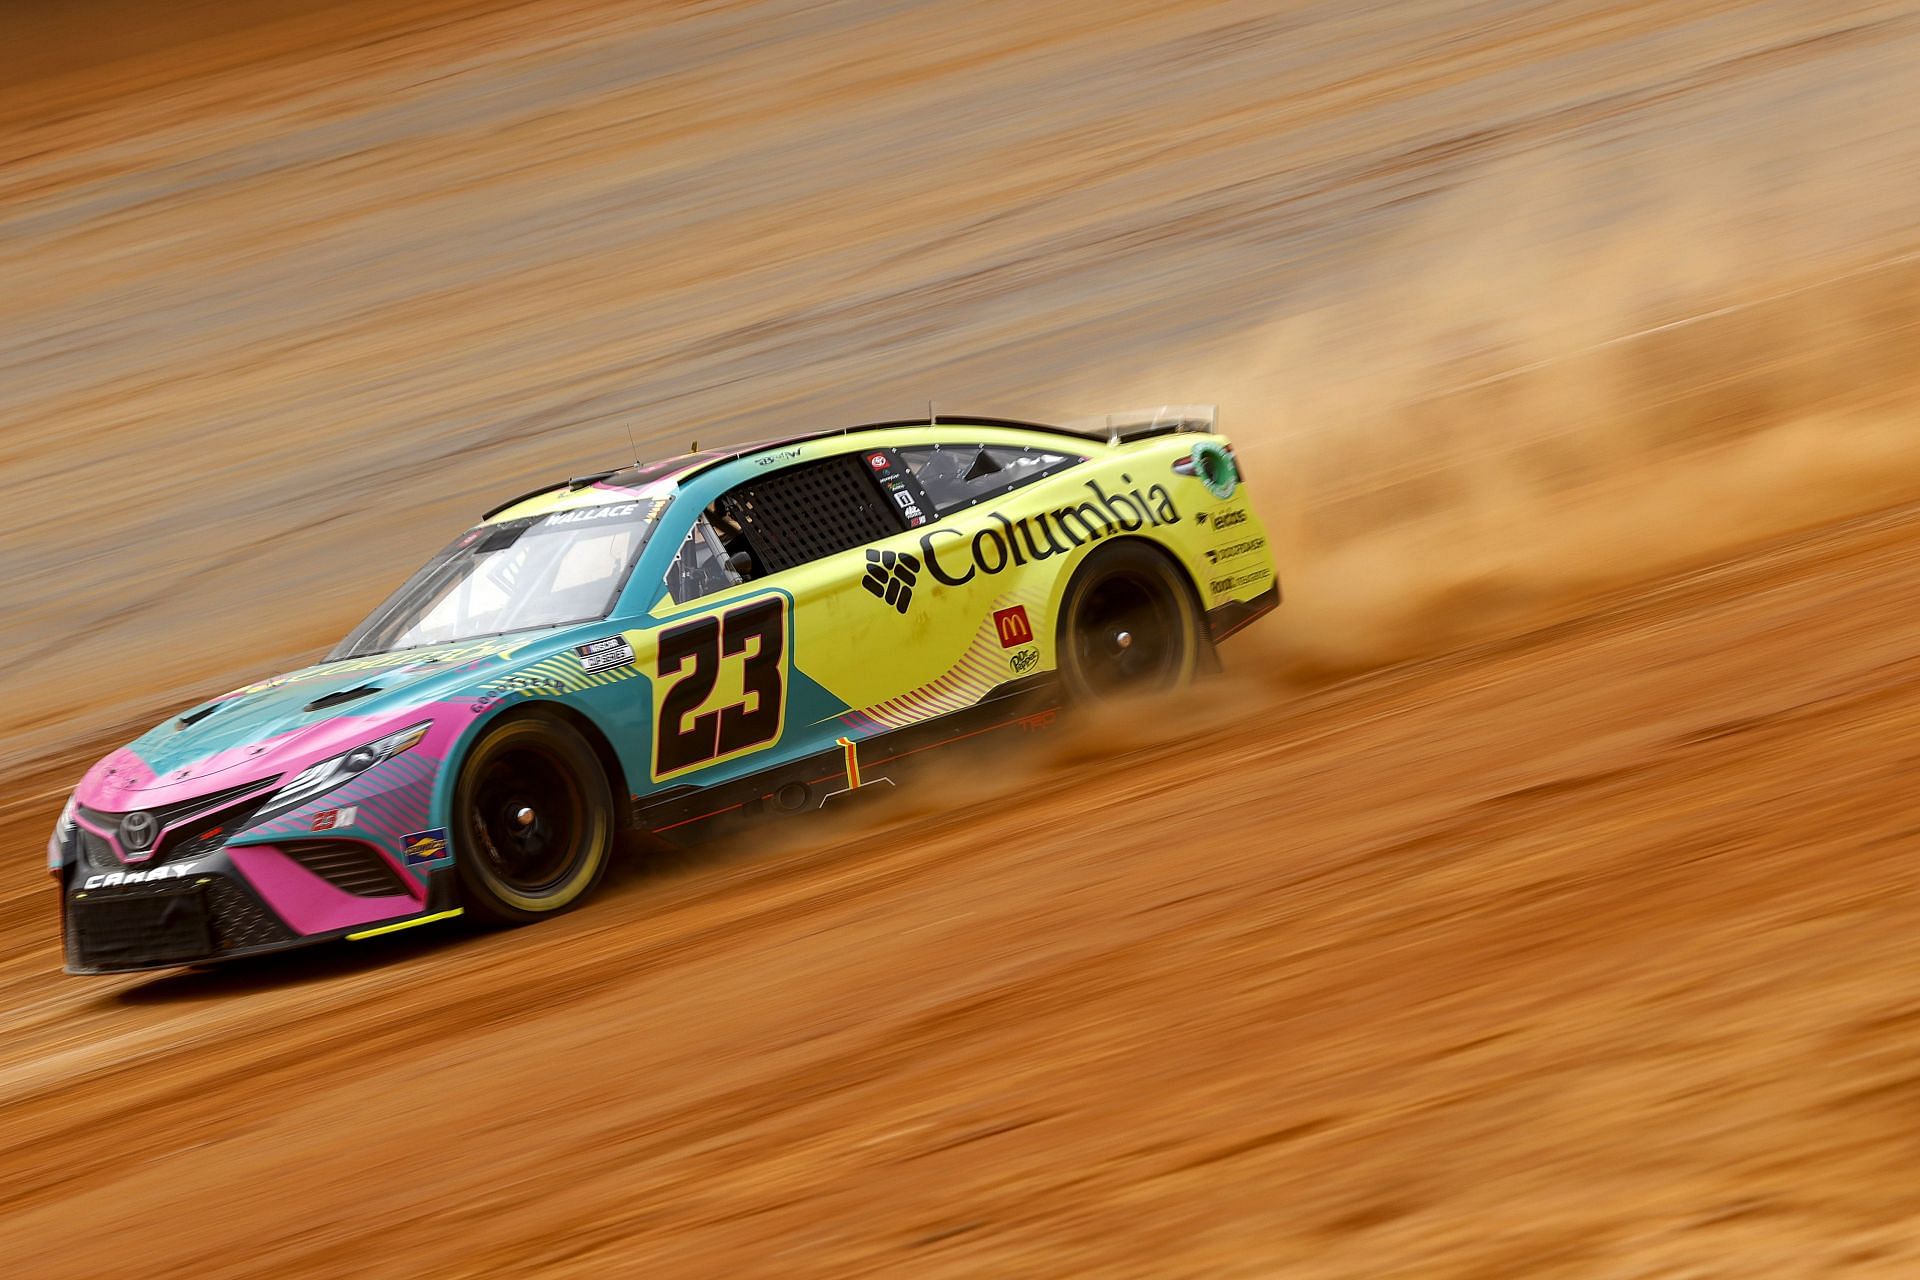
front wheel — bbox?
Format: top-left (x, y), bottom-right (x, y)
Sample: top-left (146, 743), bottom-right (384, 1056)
top-left (452, 713), bottom-right (616, 924)
top-left (1057, 540), bottom-right (1206, 703)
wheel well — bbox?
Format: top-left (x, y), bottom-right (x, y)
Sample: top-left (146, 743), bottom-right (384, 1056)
top-left (1060, 534), bottom-right (1208, 628)
top-left (483, 702), bottom-right (634, 829)
top-left (1055, 535), bottom-right (1216, 673)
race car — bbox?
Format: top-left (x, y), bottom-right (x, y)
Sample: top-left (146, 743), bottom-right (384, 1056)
top-left (50, 408), bottom-right (1280, 973)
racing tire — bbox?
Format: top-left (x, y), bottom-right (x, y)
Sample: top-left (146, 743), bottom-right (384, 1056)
top-left (452, 712), bottom-right (616, 924)
top-left (1057, 540), bottom-right (1206, 703)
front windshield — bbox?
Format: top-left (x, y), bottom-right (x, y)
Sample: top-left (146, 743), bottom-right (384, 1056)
top-left (331, 499), bottom-right (664, 659)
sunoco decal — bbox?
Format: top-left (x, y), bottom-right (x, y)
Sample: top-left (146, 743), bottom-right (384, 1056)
top-left (401, 828), bottom-right (450, 867)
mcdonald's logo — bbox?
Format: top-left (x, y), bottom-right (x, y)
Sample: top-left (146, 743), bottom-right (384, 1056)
top-left (993, 605), bottom-right (1034, 649)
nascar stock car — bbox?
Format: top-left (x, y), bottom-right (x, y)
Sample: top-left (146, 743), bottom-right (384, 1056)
top-left (50, 408), bottom-right (1280, 973)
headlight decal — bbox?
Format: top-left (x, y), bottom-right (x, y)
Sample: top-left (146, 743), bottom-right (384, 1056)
top-left (251, 722), bottom-right (432, 827)
top-left (49, 795), bottom-right (77, 870)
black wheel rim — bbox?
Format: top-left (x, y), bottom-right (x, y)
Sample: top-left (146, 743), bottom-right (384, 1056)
top-left (468, 744), bottom-right (588, 895)
top-left (1072, 569), bottom-right (1184, 697)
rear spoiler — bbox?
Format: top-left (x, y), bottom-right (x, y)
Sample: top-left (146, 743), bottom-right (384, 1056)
top-left (1044, 404), bottom-right (1218, 446)
top-left (506, 406), bottom-right (1227, 511)
top-left (919, 403), bottom-right (1218, 446)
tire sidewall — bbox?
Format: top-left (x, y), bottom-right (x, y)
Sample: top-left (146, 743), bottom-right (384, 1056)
top-left (1056, 539), bottom-right (1204, 703)
top-left (452, 712), bottom-right (615, 923)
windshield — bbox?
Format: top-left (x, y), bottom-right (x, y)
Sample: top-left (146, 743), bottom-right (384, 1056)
top-left (331, 499), bottom-right (664, 659)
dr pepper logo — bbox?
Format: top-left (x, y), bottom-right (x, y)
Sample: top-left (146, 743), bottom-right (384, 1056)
top-left (994, 606), bottom-right (1034, 648)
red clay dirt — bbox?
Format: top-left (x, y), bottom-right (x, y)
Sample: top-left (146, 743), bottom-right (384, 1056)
top-left (8, 489), bottom-right (1920, 1277)
top-left (5, 2), bottom-right (1920, 1276)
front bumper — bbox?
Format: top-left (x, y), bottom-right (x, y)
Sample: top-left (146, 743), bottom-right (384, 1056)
top-left (59, 840), bottom-right (447, 975)
top-left (61, 726), bottom-right (463, 973)
top-left (63, 872), bottom-right (297, 973)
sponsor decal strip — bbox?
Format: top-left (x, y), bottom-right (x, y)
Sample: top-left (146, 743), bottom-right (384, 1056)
top-left (1209, 568), bottom-right (1273, 596)
top-left (861, 478), bottom-right (1183, 618)
top-left (1205, 536), bottom-right (1266, 563)
top-left (1210, 508), bottom-right (1249, 531)
top-left (850, 607), bottom-right (1036, 731)
top-left (473, 647), bottom-right (639, 714)
top-left (913, 477), bottom-right (1182, 595)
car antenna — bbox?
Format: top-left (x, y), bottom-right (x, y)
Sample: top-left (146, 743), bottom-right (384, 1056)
top-left (928, 398), bottom-right (938, 426)
top-left (624, 422), bottom-right (641, 467)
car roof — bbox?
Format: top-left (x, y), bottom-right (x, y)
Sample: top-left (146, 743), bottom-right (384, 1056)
top-left (481, 408), bottom-right (1216, 524)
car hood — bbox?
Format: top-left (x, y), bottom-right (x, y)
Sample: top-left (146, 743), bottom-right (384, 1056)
top-left (80, 634), bottom-right (558, 806)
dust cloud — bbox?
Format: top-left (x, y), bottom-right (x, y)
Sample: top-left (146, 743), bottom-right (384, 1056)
top-left (1122, 148), bottom-right (1920, 678)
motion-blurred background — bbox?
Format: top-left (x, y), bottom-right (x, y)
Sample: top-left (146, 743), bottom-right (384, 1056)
top-left (6, 2), bottom-right (1920, 1275)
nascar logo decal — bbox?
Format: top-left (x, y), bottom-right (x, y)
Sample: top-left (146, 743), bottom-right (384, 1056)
top-left (576, 634), bottom-right (635, 674)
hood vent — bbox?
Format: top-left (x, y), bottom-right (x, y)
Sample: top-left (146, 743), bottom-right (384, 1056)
top-left (303, 685), bottom-right (383, 713)
top-left (177, 700), bottom-right (227, 728)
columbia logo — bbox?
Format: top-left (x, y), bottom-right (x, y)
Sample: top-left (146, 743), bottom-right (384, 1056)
top-left (862, 549), bottom-right (920, 613)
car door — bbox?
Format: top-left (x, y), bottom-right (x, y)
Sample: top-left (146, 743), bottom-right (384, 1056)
top-left (639, 448), bottom-right (923, 793)
top-left (711, 439), bottom-right (1080, 740)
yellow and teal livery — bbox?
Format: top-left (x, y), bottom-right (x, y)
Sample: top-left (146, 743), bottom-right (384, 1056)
top-left (50, 408), bottom-right (1279, 972)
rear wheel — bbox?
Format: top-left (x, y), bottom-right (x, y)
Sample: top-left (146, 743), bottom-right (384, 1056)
top-left (453, 713), bottom-right (615, 923)
top-left (1057, 541), bottom-right (1205, 702)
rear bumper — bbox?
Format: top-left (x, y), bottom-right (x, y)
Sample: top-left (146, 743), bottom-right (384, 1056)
top-left (1206, 579), bottom-right (1281, 644)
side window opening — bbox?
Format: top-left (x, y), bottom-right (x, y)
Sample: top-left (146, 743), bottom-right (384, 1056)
top-left (897, 444), bottom-right (1077, 516)
top-left (962, 449), bottom-right (1003, 482)
top-left (707, 505), bottom-right (757, 578)
top-left (664, 518), bottom-right (743, 604)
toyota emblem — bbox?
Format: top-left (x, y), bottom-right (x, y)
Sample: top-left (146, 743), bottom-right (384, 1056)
top-left (120, 811), bottom-right (158, 852)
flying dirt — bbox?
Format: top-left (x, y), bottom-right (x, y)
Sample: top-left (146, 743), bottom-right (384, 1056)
top-left (4, 1), bottom-right (1920, 1275)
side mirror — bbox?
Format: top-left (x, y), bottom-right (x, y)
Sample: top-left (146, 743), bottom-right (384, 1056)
top-left (727, 550), bottom-right (755, 581)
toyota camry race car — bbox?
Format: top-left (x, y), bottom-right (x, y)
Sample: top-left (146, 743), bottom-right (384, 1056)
top-left (50, 409), bottom-right (1279, 973)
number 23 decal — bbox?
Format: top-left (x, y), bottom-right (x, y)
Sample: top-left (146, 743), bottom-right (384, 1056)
top-left (652, 596), bottom-right (788, 780)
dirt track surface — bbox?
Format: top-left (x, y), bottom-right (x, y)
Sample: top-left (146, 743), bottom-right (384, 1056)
top-left (8, 492), bottom-right (1920, 1277)
top-left (6, 2), bottom-right (1920, 1276)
